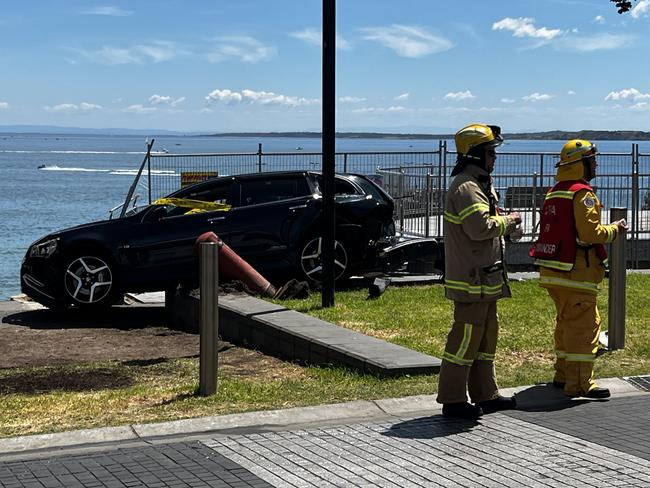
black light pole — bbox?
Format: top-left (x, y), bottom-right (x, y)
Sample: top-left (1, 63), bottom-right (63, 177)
top-left (322, 0), bottom-right (336, 307)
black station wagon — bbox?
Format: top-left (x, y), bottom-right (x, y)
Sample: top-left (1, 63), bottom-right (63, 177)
top-left (21, 171), bottom-right (397, 310)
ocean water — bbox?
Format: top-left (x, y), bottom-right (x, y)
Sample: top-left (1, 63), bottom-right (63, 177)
top-left (1, 133), bottom-right (648, 299)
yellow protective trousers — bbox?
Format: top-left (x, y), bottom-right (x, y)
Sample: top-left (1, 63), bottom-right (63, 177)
top-left (436, 301), bottom-right (500, 404)
top-left (547, 287), bottom-right (600, 396)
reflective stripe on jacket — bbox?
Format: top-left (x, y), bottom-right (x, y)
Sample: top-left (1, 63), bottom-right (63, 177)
top-left (443, 165), bottom-right (518, 302)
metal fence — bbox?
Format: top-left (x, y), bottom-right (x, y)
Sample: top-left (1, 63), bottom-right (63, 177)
top-left (130, 142), bottom-right (650, 267)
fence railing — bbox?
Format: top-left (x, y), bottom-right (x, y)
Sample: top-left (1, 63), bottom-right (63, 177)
top-left (130, 142), bottom-right (650, 268)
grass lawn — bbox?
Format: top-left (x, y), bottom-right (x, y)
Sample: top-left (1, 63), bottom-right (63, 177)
top-left (1, 275), bottom-right (649, 438)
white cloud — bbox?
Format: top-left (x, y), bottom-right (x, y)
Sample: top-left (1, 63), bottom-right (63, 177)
top-left (492, 17), bottom-right (562, 40)
top-left (558, 33), bottom-right (635, 51)
top-left (205, 89), bottom-right (243, 104)
top-left (74, 41), bottom-right (182, 65)
top-left (500, 98), bottom-right (516, 104)
top-left (444, 90), bottom-right (475, 101)
top-left (394, 93), bottom-right (410, 101)
top-left (149, 95), bottom-right (171, 105)
top-left (522, 93), bottom-right (555, 102)
top-left (82, 6), bottom-right (132, 17)
top-left (241, 89), bottom-right (319, 106)
top-left (205, 88), bottom-right (319, 107)
top-left (631, 102), bottom-right (649, 110)
top-left (605, 88), bottom-right (650, 101)
top-left (290, 28), bottom-right (321, 45)
top-left (123, 104), bottom-right (157, 114)
top-left (44, 102), bottom-right (103, 113)
top-left (0, 102), bottom-right (8, 109)
top-left (493, 17), bottom-right (632, 52)
top-left (568, 90), bottom-right (576, 95)
top-left (594, 15), bottom-right (605, 24)
top-left (359, 24), bottom-right (453, 58)
top-left (631, 0), bottom-right (650, 18)
top-left (288, 28), bottom-right (351, 50)
top-left (207, 36), bottom-right (276, 63)
top-left (351, 106), bottom-right (410, 114)
top-left (148, 94), bottom-right (185, 107)
top-left (339, 96), bottom-right (366, 103)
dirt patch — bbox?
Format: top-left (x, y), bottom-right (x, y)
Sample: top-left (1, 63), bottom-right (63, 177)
top-left (0, 303), bottom-right (298, 382)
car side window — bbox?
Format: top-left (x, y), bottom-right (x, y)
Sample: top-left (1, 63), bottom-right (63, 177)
top-left (183, 181), bottom-right (236, 205)
top-left (315, 176), bottom-right (361, 196)
top-left (159, 180), bottom-right (237, 218)
top-left (238, 177), bottom-right (311, 206)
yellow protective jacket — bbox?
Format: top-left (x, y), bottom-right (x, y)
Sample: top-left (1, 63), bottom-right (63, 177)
top-left (539, 161), bottom-right (619, 293)
top-left (443, 164), bottom-right (519, 302)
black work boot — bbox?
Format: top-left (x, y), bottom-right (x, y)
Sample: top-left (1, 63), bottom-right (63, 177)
top-left (442, 402), bottom-right (483, 420)
top-left (585, 387), bottom-right (610, 399)
top-left (476, 395), bottom-right (517, 414)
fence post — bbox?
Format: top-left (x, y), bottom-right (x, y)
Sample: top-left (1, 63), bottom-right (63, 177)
top-left (257, 143), bottom-right (263, 172)
top-left (631, 144), bottom-right (639, 268)
top-left (147, 150), bottom-right (152, 205)
top-left (531, 172), bottom-right (538, 238)
top-left (438, 140), bottom-right (447, 239)
top-left (399, 167), bottom-right (405, 232)
top-left (608, 207), bottom-right (627, 351)
top-left (425, 173), bottom-right (431, 237)
top-left (343, 153), bottom-right (348, 173)
top-left (199, 242), bottom-right (219, 395)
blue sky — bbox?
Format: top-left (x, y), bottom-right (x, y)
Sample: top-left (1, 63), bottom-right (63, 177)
top-left (1, 0), bottom-right (650, 133)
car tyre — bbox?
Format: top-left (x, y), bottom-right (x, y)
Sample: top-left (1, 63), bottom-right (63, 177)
top-left (60, 251), bottom-right (118, 309)
top-left (299, 237), bottom-right (348, 283)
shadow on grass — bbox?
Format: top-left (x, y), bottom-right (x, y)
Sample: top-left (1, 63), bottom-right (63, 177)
top-left (0, 366), bottom-right (133, 394)
top-left (2, 305), bottom-right (169, 331)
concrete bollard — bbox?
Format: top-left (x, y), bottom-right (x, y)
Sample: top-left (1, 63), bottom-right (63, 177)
top-left (199, 242), bottom-right (219, 396)
top-left (607, 208), bottom-right (627, 350)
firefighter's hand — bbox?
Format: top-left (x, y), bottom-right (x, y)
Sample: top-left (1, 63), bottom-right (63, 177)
top-left (509, 226), bottom-right (524, 242)
top-left (614, 218), bottom-right (629, 234)
top-left (508, 212), bottom-right (522, 225)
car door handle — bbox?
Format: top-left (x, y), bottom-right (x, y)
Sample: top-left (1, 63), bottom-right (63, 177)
top-left (290, 204), bottom-right (307, 211)
top-left (208, 216), bottom-right (226, 223)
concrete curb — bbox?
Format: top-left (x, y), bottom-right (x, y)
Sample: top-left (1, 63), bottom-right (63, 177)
top-left (0, 377), bottom-right (645, 457)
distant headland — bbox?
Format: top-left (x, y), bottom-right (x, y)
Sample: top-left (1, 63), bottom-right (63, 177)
top-left (2, 125), bottom-right (650, 140)
top-left (208, 130), bottom-right (650, 141)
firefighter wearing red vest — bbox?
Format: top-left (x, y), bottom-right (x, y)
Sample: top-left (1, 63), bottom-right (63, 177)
top-left (530, 139), bottom-right (628, 398)
top-left (437, 124), bottom-right (523, 419)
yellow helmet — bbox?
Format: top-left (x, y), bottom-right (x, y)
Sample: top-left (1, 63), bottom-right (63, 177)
top-left (557, 139), bottom-right (598, 167)
top-left (454, 123), bottom-right (503, 157)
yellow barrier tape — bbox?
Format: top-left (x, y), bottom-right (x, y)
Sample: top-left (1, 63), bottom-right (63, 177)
top-left (152, 197), bottom-right (231, 212)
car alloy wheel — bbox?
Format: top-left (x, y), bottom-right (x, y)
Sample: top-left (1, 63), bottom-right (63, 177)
top-left (300, 237), bottom-right (348, 282)
top-left (63, 255), bottom-right (113, 305)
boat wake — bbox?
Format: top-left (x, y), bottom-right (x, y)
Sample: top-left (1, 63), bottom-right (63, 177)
top-left (38, 165), bottom-right (109, 172)
top-left (37, 165), bottom-right (178, 176)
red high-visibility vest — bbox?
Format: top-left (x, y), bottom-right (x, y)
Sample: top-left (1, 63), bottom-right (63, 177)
top-left (530, 181), bottom-right (607, 271)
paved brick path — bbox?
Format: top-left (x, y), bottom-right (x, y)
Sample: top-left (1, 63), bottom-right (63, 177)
top-left (1, 395), bottom-right (649, 487)
top-left (0, 442), bottom-right (272, 488)
top-left (206, 398), bottom-right (650, 487)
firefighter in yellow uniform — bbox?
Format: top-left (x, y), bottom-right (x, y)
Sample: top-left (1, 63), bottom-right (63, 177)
top-left (530, 139), bottom-right (628, 398)
top-left (437, 124), bottom-right (523, 419)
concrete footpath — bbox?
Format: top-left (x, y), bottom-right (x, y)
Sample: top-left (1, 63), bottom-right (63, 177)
top-left (1, 377), bottom-right (650, 487)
